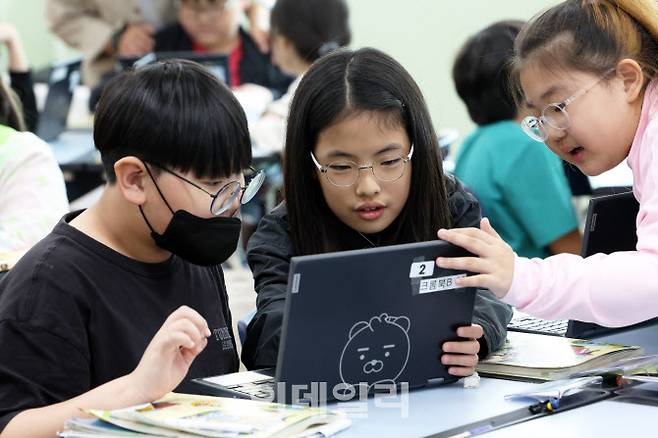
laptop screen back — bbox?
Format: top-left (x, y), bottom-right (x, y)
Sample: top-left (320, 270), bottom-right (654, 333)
top-left (567, 190), bottom-right (643, 338)
top-left (580, 190), bottom-right (638, 257)
top-left (37, 59), bottom-right (82, 142)
top-left (274, 240), bottom-right (477, 403)
top-left (119, 52), bottom-right (229, 84)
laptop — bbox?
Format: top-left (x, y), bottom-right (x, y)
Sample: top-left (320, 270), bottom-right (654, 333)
top-left (119, 51), bottom-right (229, 84)
top-left (37, 58), bottom-right (82, 141)
top-left (194, 240), bottom-right (477, 404)
top-left (507, 189), bottom-right (655, 338)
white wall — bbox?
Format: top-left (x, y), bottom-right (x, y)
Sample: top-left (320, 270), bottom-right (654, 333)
top-left (1, 0), bottom-right (560, 148)
top-left (345, 0), bottom-right (560, 151)
top-left (1, 0), bottom-right (76, 72)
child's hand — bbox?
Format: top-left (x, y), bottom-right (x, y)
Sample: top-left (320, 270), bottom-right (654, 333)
top-left (436, 218), bottom-right (515, 299)
top-left (441, 324), bottom-right (483, 377)
top-left (128, 306), bottom-right (210, 401)
top-left (0, 22), bottom-right (28, 72)
top-left (0, 23), bottom-right (19, 48)
top-left (117, 23), bottom-right (155, 57)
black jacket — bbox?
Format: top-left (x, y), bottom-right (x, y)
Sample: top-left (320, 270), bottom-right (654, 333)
top-left (242, 176), bottom-right (513, 370)
top-left (154, 25), bottom-right (292, 98)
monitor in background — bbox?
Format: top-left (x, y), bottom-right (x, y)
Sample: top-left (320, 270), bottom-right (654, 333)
top-left (118, 52), bottom-right (229, 84)
top-left (37, 58), bottom-right (82, 142)
top-left (194, 240), bottom-right (477, 404)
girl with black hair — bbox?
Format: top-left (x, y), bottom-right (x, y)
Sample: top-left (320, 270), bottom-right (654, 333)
top-left (242, 48), bottom-right (512, 372)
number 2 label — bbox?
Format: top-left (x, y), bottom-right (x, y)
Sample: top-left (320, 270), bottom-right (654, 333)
top-left (409, 261), bottom-right (434, 278)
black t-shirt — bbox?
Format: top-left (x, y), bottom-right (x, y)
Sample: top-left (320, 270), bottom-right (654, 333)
top-left (0, 211), bottom-right (239, 431)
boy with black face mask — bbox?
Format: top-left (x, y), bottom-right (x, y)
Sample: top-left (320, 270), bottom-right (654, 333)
top-left (0, 59), bottom-right (263, 437)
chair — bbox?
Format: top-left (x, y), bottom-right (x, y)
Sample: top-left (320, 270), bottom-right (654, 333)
top-left (237, 309), bottom-right (256, 345)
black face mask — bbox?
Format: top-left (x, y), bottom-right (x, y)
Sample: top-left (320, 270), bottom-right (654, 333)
top-left (140, 207), bottom-right (241, 266)
top-left (139, 167), bottom-right (242, 266)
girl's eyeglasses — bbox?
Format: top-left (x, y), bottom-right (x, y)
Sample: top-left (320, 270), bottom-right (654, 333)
top-left (310, 146), bottom-right (414, 187)
top-left (521, 68), bottom-right (615, 142)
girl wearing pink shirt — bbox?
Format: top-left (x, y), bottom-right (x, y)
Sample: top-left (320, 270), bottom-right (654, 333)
top-left (437, 0), bottom-right (658, 327)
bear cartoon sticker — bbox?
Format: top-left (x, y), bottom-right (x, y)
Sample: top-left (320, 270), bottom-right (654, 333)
top-left (338, 313), bottom-right (411, 391)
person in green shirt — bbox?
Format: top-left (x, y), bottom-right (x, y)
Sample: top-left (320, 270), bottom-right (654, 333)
top-left (452, 20), bottom-right (581, 259)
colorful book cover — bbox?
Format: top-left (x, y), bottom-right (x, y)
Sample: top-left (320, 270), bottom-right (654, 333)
top-left (476, 331), bottom-right (643, 381)
top-left (86, 393), bottom-right (349, 438)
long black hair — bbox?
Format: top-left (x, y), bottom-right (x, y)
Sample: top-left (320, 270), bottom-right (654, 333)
top-left (94, 59), bottom-right (252, 183)
top-left (284, 48), bottom-right (452, 256)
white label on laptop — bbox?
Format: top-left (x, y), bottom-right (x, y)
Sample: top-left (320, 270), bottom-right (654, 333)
top-left (419, 274), bottom-right (467, 293)
top-left (291, 273), bottom-right (301, 293)
top-left (409, 261), bottom-right (434, 278)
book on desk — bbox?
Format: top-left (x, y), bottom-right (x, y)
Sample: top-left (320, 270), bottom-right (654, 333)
top-left (59, 392), bottom-right (350, 438)
top-left (476, 331), bottom-right (643, 381)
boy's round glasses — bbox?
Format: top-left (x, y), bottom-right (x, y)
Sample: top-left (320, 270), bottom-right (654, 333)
top-left (310, 146), bottom-right (414, 187)
top-left (521, 69), bottom-right (615, 142)
top-left (145, 161), bottom-right (265, 216)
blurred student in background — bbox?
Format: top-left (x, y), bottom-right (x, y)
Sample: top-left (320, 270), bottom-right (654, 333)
top-left (0, 22), bottom-right (68, 252)
top-left (154, 0), bottom-right (291, 97)
top-left (0, 23), bottom-right (38, 132)
top-left (251, 0), bottom-right (351, 154)
top-left (452, 20), bottom-right (581, 259)
top-left (46, 0), bottom-right (270, 88)
top-left (237, 0), bottom-right (351, 251)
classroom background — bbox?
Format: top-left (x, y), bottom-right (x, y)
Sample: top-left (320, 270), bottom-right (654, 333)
top-left (0, 0), bottom-right (559, 148)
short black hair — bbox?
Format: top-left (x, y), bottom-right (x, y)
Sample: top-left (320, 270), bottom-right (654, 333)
top-left (452, 20), bottom-right (524, 125)
top-left (94, 59), bottom-right (252, 183)
top-left (270, 0), bottom-right (351, 63)
top-left (285, 48), bottom-right (452, 256)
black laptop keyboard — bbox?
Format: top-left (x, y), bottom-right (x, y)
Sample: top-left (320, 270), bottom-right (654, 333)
top-left (508, 313), bottom-right (569, 336)
top-left (224, 378), bottom-right (275, 399)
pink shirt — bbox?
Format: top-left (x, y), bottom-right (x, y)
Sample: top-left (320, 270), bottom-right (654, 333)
top-left (504, 81), bottom-right (658, 326)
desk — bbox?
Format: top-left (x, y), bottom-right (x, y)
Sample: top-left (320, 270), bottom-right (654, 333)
top-left (335, 324), bottom-right (658, 437)
top-left (588, 161), bottom-right (634, 193)
top-left (48, 130), bottom-right (100, 171)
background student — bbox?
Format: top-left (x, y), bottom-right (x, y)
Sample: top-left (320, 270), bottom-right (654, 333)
top-left (452, 20), bottom-right (581, 259)
top-left (240, 0), bottom-right (351, 252)
top-left (0, 60), bottom-right (262, 437)
top-left (251, 0), bottom-right (351, 155)
top-left (154, 0), bottom-right (291, 97)
top-left (0, 22), bottom-right (68, 252)
top-left (45, 0), bottom-right (178, 88)
top-left (437, 0), bottom-right (658, 327)
top-left (242, 47), bottom-right (513, 373)
top-left (45, 0), bottom-right (271, 88)
top-left (0, 22), bottom-right (38, 132)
